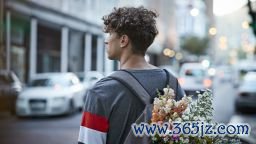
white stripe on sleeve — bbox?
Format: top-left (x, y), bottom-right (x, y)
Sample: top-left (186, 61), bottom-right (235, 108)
top-left (78, 126), bottom-right (107, 144)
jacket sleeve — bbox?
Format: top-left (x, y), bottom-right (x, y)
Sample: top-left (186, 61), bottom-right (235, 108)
top-left (78, 89), bottom-right (109, 144)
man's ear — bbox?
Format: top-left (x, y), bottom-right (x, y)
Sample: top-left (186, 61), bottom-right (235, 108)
top-left (120, 35), bottom-right (129, 48)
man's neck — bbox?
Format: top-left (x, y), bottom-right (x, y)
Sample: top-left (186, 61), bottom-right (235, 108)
top-left (119, 54), bottom-right (157, 70)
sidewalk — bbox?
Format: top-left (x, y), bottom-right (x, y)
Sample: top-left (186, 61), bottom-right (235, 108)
top-left (0, 111), bottom-right (14, 119)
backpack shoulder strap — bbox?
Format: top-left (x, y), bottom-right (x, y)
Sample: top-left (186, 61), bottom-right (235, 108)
top-left (109, 70), bottom-right (151, 105)
top-left (109, 70), bottom-right (154, 144)
top-left (163, 69), bottom-right (176, 88)
top-left (163, 69), bottom-right (183, 101)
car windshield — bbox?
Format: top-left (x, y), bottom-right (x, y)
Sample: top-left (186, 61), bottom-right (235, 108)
top-left (185, 69), bottom-right (205, 77)
top-left (28, 77), bottom-right (70, 87)
top-left (242, 80), bottom-right (256, 90)
top-left (239, 69), bottom-right (256, 79)
top-left (85, 76), bottom-right (98, 81)
top-left (0, 74), bottom-right (14, 84)
top-left (78, 76), bottom-right (84, 82)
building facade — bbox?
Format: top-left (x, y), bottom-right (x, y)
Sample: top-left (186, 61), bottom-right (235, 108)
top-left (4, 0), bottom-right (117, 82)
top-left (214, 4), bottom-right (255, 65)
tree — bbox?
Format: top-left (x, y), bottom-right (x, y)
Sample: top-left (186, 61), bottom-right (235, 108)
top-left (247, 0), bottom-right (256, 36)
top-left (247, 0), bottom-right (256, 56)
top-left (180, 36), bottom-right (209, 56)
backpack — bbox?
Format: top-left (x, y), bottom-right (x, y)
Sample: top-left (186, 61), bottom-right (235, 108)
top-left (109, 69), bottom-right (183, 144)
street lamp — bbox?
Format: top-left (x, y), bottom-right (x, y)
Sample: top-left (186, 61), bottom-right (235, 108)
top-left (219, 36), bottom-right (227, 50)
top-left (242, 21), bottom-right (249, 29)
top-left (209, 27), bottom-right (217, 35)
top-left (190, 8), bottom-right (199, 17)
top-left (163, 48), bottom-right (175, 58)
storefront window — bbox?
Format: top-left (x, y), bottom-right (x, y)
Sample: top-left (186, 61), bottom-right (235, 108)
top-left (68, 30), bottom-right (84, 72)
top-left (91, 35), bottom-right (97, 71)
top-left (37, 24), bottom-right (61, 73)
top-left (10, 15), bottom-right (29, 82)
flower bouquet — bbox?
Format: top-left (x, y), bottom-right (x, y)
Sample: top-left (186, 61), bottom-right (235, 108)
top-left (151, 86), bottom-right (242, 144)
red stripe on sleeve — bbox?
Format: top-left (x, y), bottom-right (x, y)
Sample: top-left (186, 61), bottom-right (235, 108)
top-left (81, 112), bottom-right (109, 132)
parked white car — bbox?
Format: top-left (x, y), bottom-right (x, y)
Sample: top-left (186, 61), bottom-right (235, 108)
top-left (178, 63), bottom-right (212, 96)
top-left (235, 72), bottom-right (256, 113)
top-left (77, 71), bottom-right (104, 92)
top-left (16, 73), bottom-right (84, 116)
top-left (233, 61), bottom-right (256, 88)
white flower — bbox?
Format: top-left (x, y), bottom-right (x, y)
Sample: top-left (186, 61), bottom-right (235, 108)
top-left (194, 116), bottom-right (199, 121)
top-left (182, 115), bottom-right (189, 121)
top-left (199, 117), bottom-right (205, 121)
top-left (162, 98), bottom-right (167, 102)
top-left (163, 107), bottom-right (171, 113)
top-left (152, 137), bottom-right (157, 141)
top-left (174, 101), bottom-right (179, 107)
top-left (175, 117), bottom-right (182, 122)
top-left (183, 108), bottom-right (190, 115)
top-left (153, 98), bottom-right (161, 105)
top-left (163, 137), bottom-right (169, 142)
top-left (163, 88), bottom-right (175, 97)
top-left (199, 108), bottom-right (204, 112)
top-left (183, 138), bottom-right (189, 143)
top-left (187, 97), bottom-right (192, 103)
top-left (173, 112), bottom-right (178, 118)
top-left (166, 99), bottom-right (173, 107)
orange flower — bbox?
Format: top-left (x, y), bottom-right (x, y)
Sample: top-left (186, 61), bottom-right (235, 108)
top-left (151, 113), bottom-right (158, 122)
top-left (173, 100), bottom-right (188, 115)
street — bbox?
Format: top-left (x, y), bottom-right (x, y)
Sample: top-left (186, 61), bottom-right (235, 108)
top-left (212, 76), bottom-right (236, 123)
top-left (0, 113), bottom-right (82, 144)
top-left (1, 0), bottom-right (256, 143)
top-left (0, 74), bottom-right (255, 144)
top-left (213, 75), bottom-right (256, 143)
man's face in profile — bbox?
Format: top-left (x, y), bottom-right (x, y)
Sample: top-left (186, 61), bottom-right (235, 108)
top-left (104, 32), bottom-right (122, 60)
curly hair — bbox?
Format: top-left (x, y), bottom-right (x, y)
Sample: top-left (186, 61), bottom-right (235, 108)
top-left (102, 6), bottom-right (158, 55)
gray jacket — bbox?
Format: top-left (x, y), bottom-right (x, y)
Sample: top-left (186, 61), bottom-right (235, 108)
top-left (78, 69), bottom-right (185, 144)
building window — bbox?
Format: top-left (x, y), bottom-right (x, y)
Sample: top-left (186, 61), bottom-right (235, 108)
top-left (68, 30), bottom-right (84, 72)
top-left (10, 15), bottom-right (29, 82)
top-left (37, 24), bottom-right (61, 73)
top-left (91, 35), bottom-right (97, 71)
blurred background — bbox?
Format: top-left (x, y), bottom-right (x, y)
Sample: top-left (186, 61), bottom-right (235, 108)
top-left (0, 0), bottom-right (256, 143)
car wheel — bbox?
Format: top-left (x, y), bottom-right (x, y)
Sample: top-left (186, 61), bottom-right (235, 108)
top-left (78, 106), bottom-right (83, 112)
top-left (68, 99), bottom-right (75, 114)
top-left (235, 104), bottom-right (242, 114)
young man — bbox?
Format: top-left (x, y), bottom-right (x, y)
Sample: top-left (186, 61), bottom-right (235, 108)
top-left (78, 7), bottom-right (184, 144)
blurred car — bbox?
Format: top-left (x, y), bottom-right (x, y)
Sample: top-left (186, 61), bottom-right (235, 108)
top-left (233, 61), bottom-right (256, 88)
top-left (76, 71), bottom-right (104, 92)
top-left (178, 63), bottom-right (212, 96)
top-left (235, 72), bottom-right (256, 113)
top-left (0, 70), bottom-right (22, 114)
top-left (216, 65), bottom-right (233, 83)
top-left (16, 73), bottom-right (84, 116)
